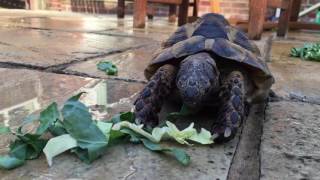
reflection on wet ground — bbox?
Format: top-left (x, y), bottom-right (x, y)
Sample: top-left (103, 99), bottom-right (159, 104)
top-left (0, 9), bottom-right (320, 180)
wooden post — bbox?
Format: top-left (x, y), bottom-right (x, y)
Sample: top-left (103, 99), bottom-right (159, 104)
top-left (290, 0), bottom-right (301, 21)
top-left (117, 0), bottom-right (125, 18)
top-left (248, 0), bottom-right (267, 40)
top-left (169, 5), bottom-right (177, 22)
top-left (25, 0), bottom-right (30, 9)
top-left (192, 0), bottom-right (199, 17)
top-left (133, 0), bottom-right (147, 28)
top-left (147, 4), bottom-right (155, 20)
top-left (277, 0), bottom-right (293, 37)
top-left (178, 0), bottom-right (189, 26)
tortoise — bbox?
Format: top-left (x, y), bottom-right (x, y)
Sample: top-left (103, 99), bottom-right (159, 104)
top-left (134, 13), bottom-right (274, 143)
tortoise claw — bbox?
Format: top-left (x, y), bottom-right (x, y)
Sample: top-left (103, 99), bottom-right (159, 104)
top-left (134, 64), bottom-right (177, 128)
top-left (212, 71), bottom-right (245, 143)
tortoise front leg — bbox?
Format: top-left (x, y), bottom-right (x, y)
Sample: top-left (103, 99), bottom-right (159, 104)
top-left (212, 71), bottom-right (246, 143)
top-left (134, 64), bottom-right (177, 128)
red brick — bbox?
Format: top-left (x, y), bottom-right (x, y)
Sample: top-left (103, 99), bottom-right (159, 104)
top-left (231, 2), bottom-right (248, 8)
top-left (220, 2), bottom-right (231, 8)
top-left (200, 1), bottom-right (211, 6)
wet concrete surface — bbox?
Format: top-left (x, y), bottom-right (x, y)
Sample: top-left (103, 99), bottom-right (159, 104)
top-left (0, 67), bottom-right (238, 180)
top-left (261, 101), bottom-right (320, 180)
top-left (269, 39), bottom-right (320, 102)
top-left (65, 43), bottom-right (160, 81)
top-left (0, 10), bottom-right (239, 180)
top-left (0, 9), bottom-right (319, 180)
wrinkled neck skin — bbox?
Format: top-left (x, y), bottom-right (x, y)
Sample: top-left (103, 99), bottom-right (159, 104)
top-left (176, 52), bottom-right (220, 108)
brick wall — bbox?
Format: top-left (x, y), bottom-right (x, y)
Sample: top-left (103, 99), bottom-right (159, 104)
top-left (45, 0), bottom-right (169, 15)
top-left (38, 0), bottom-right (320, 21)
top-left (199, 0), bottom-right (249, 20)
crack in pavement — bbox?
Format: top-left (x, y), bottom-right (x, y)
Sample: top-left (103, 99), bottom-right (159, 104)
top-left (45, 44), bottom-right (147, 71)
top-left (0, 44), bottom-right (149, 84)
top-left (227, 103), bottom-right (266, 180)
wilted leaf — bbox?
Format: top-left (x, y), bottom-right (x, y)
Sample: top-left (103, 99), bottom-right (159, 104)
top-left (0, 125), bottom-right (11, 134)
top-left (110, 112), bottom-right (135, 124)
top-left (96, 121), bottom-right (113, 142)
top-left (48, 120), bottom-right (67, 136)
top-left (166, 121), bottom-right (196, 145)
top-left (290, 43), bottom-right (320, 61)
top-left (62, 94), bottom-right (107, 163)
top-left (43, 134), bottom-right (78, 166)
top-left (189, 128), bottom-right (213, 144)
top-left (97, 61), bottom-right (118, 75)
top-left (11, 134), bottom-right (47, 160)
top-left (0, 155), bottom-right (24, 170)
top-left (141, 139), bottom-right (190, 166)
top-left (36, 102), bottom-right (59, 135)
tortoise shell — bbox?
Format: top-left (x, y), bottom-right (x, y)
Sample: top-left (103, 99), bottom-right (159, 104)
top-left (145, 13), bottom-right (274, 103)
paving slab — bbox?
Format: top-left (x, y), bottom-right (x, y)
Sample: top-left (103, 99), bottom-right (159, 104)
top-left (0, 26), bottom-right (154, 68)
top-left (269, 40), bottom-right (320, 101)
top-left (261, 101), bottom-right (320, 180)
top-left (0, 10), bottom-right (173, 42)
top-left (65, 43), bottom-right (160, 81)
top-left (0, 67), bottom-right (239, 180)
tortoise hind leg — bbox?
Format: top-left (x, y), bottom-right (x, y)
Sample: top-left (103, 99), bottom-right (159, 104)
top-left (134, 64), bottom-right (177, 128)
top-left (212, 71), bottom-right (246, 143)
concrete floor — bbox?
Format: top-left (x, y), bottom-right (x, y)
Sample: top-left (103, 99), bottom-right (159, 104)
top-left (0, 9), bottom-right (319, 180)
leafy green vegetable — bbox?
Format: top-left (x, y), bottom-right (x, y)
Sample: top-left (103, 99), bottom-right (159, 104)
top-left (189, 128), bottom-right (213, 144)
top-left (36, 102), bottom-right (59, 135)
top-left (0, 91), bottom-right (214, 169)
top-left (113, 121), bottom-right (213, 145)
top-left (61, 94), bottom-right (107, 163)
top-left (48, 120), bottom-right (67, 136)
top-left (43, 134), bottom-right (77, 166)
top-left (0, 155), bottom-right (24, 170)
top-left (167, 104), bottom-right (199, 121)
top-left (110, 112), bottom-right (135, 124)
top-left (97, 61), bottom-right (118, 75)
top-left (290, 43), bottom-right (320, 61)
top-left (96, 121), bottom-right (113, 142)
top-left (11, 134), bottom-right (47, 160)
top-left (141, 139), bottom-right (190, 166)
top-left (0, 125), bottom-right (11, 134)
top-left (117, 127), bottom-right (190, 166)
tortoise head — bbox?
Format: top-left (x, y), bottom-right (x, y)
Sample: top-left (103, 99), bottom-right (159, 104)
top-left (176, 52), bottom-right (220, 107)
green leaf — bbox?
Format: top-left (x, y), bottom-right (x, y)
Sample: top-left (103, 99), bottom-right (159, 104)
top-left (141, 139), bottom-right (190, 166)
top-left (166, 121), bottom-right (196, 145)
top-left (167, 104), bottom-right (199, 121)
top-left (189, 128), bottom-right (213, 144)
top-left (36, 102), bottom-right (59, 135)
top-left (0, 155), bottom-right (24, 170)
top-left (9, 140), bottom-right (27, 160)
top-left (113, 120), bottom-right (214, 145)
top-left (62, 96), bottom-right (107, 163)
top-left (96, 121), bottom-right (113, 142)
top-left (97, 61), bottom-right (118, 75)
top-left (0, 125), bottom-right (11, 134)
top-left (48, 120), bottom-right (67, 136)
top-left (43, 134), bottom-right (78, 166)
top-left (290, 43), bottom-right (320, 61)
top-left (110, 112), bottom-right (135, 124)
top-left (10, 134), bottom-right (47, 160)
top-left (120, 128), bottom-right (141, 143)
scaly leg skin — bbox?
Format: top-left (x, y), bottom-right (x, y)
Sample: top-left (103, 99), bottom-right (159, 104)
top-left (134, 64), bottom-right (177, 128)
top-left (212, 71), bottom-right (246, 143)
